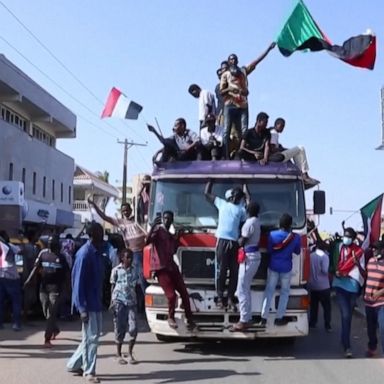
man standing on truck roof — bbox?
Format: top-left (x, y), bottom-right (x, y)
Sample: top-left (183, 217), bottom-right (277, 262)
top-left (188, 84), bottom-right (217, 129)
top-left (205, 181), bottom-right (247, 310)
top-left (146, 211), bottom-right (196, 331)
top-left (220, 43), bottom-right (276, 159)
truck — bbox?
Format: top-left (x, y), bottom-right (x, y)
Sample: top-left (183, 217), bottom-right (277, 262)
top-left (142, 160), bottom-right (325, 340)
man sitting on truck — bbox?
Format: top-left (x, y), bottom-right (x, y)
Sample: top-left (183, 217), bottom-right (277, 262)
top-left (200, 113), bottom-right (224, 160)
top-left (269, 118), bottom-right (319, 187)
top-left (146, 211), bottom-right (196, 330)
top-left (147, 118), bottom-right (202, 162)
top-left (238, 112), bottom-right (283, 165)
top-left (205, 181), bottom-right (247, 310)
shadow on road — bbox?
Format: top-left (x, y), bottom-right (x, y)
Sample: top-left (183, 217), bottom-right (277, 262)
top-left (99, 369), bottom-right (261, 383)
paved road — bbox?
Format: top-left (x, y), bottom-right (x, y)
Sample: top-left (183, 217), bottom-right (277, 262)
top-left (1, 303), bottom-right (383, 384)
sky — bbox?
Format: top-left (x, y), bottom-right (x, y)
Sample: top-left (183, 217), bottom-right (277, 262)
top-left (0, 0), bottom-right (383, 233)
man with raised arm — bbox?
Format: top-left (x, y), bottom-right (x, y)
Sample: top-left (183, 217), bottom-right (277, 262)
top-left (87, 199), bottom-right (147, 302)
top-left (205, 181), bottom-right (247, 310)
top-left (220, 43), bottom-right (276, 159)
top-left (146, 211), bottom-right (196, 330)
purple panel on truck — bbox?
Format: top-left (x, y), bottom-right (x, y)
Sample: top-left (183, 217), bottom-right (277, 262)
top-left (153, 160), bottom-right (301, 177)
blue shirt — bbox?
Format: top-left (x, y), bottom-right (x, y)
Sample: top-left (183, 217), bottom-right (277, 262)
top-left (110, 264), bottom-right (138, 306)
top-left (71, 241), bottom-right (104, 314)
top-left (268, 229), bottom-right (301, 273)
top-left (214, 197), bottom-right (246, 241)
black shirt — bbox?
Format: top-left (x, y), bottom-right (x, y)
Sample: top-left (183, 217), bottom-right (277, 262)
top-left (36, 249), bottom-right (67, 287)
top-left (242, 128), bottom-right (271, 155)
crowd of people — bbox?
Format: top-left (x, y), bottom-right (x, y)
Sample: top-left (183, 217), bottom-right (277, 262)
top-left (145, 47), bottom-right (319, 187)
top-left (2, 189), bottom-right (384, 382)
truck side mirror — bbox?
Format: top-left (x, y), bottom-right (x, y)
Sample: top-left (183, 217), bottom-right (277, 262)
top-left (313, 190), bottom-right (326, 215)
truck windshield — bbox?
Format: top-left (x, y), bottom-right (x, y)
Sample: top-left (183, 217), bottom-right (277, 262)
top-left (149, 179), bottom-right (305, 229)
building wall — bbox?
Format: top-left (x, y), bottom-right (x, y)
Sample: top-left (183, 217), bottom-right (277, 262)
top-left (0, 120), bottom-right (74, 212)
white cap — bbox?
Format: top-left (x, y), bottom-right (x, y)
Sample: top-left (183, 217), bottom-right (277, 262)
top-left (225, 189), bottom-right (233, 200)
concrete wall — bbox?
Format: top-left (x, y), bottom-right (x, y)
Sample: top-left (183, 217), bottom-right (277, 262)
top-left (0, 120), bottom-right (74, 212)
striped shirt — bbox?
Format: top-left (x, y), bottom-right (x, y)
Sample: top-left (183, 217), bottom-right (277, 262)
top-left (364, 256), bottom-right (384, 307)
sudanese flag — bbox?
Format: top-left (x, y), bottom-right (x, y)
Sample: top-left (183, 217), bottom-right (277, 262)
top-left (276, 0), bottom-right (376, 70)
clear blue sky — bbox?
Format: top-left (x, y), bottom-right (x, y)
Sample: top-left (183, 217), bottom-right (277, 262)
top-left (1, 0), bottom-right (383, 233)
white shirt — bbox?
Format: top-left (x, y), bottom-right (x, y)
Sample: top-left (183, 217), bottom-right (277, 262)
top-left (270, 128), bottom-right (279, 146)
top-left (200, 125), bottom-right (224, 146)
top-left (199, 90), bottom-right (216, 122)
top-left (174, 129), bottom-right (199, 150)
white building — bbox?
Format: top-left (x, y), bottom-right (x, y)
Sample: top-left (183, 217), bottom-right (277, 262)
top-left (0, 54), bottom-right (76, 236)
top-left (72, 165), bottom-right (119, 234)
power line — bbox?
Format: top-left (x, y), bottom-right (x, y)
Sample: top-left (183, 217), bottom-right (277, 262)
top-left (0, 0), bottom-right (150, 148)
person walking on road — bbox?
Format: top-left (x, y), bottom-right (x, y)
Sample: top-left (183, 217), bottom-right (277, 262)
top-left (110, 248), bottom-right (139, 365)
top-left (332, 227), bottom-right (365, 358)
top-left (308, 242), bottom-right (332, 332)
top-left (67, 222), bottom-right (104, 383)
top-left (24, 235), bottom-right (68, 347)
top-left (364, 240), bottom-right (384, 358)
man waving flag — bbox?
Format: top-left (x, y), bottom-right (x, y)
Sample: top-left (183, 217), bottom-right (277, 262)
top-left (276, 0), bottom-right (376, 70)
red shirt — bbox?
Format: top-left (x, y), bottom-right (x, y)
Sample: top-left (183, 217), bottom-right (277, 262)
top-left (148, 226), bottom-right (178, 271)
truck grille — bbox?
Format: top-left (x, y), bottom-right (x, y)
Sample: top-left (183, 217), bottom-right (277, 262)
top-left (180, 249), bottom-right (215, 280)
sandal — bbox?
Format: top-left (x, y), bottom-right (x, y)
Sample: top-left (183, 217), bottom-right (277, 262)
top-left (229, 322), bottom-right (249, 332)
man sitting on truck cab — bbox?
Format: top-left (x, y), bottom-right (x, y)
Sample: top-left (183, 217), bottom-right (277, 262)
top-left (269, 118), bottom-right (319, 187)
top-left (205, 181), bottom-right (247, 310)
top-left (238, 112), bottom-right (282, 165)
top-left (200, 113), bottom-right (224, 160)
top-left (147, 118), bottom-right (202, 162)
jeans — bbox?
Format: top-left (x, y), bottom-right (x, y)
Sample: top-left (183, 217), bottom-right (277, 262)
top-left (309, 288), bottom-right (331, 329)
top-left (132, 251), bottom-right (147, 295)
top-left (39, 285), bottom-right (60, 340)
top-left (236, 254), bottom-right (261, 323)
top-left (223, 104), bottom-right (248, 159)
top-left (113, 301), bottom-right (137, 343)
top-left (335, 287), bottom-right (358, 350)
top-left (0, 277), bottom-right (22, 327)
top-left (365, 305), bottom-right (384, 352)
top-left (216, 239), bottom-right (239, 300)
top-left (67, 312), bottom-right (102, 376)
top-left (261, 269), bottom-right (291, 320)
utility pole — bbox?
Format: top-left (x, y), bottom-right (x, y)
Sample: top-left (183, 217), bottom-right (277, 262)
top-left (117, 139), bottom-right (147, 204)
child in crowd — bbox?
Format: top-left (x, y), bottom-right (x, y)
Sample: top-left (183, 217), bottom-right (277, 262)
top-left (110, 248), bottom-right (139, 365)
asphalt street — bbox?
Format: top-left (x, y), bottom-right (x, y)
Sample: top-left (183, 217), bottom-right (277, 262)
top-left (1, 302), bottom-right (383, 384)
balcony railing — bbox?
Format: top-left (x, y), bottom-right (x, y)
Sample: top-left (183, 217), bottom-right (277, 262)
top-left (73, 200), bottom-right (88, 211)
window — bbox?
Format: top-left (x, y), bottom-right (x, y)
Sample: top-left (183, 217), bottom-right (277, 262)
top-left (68, 186), bottom-right (72, 204)
top-left (60, 183), bottom-right (64, 203)
top-left (52, 180), bottom-right (55, 200)
top-left (33, 172), bottom-right (37, 195)
top-left (22, 168), bottom-right (26, 184)
top-left (43, 176), bottom-right (46, 198)
top-left (9, 163), bottom-right (13, 180)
